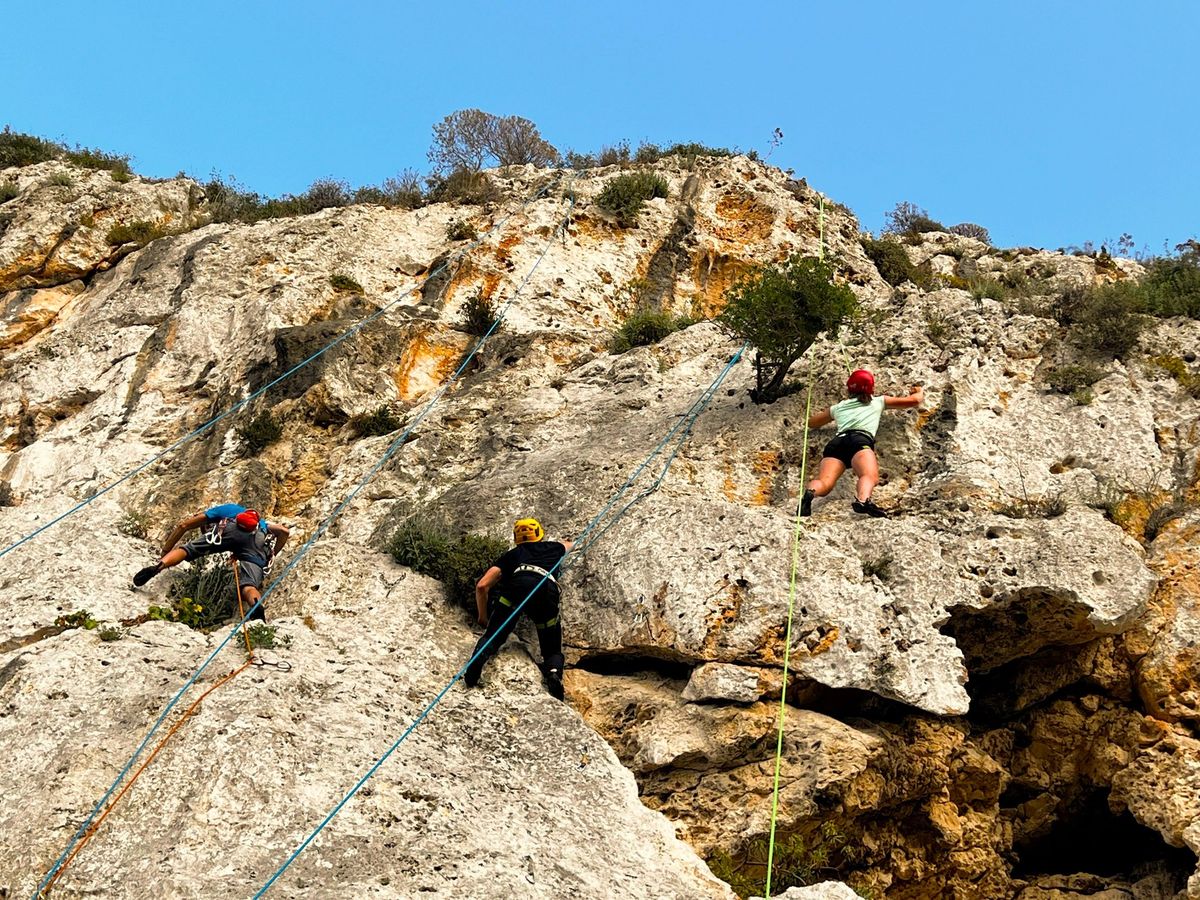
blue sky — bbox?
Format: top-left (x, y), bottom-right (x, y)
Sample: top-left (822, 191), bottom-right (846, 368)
top-left (4, 1), bottom-right (1196, 251)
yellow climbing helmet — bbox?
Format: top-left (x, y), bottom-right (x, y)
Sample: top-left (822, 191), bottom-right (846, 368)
top-left (513, 518), bottom-right (544, 543)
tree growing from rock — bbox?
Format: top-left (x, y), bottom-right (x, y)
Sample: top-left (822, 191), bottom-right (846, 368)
top-left (427, 109), bottom-right (559, 173)
top-left (718, 255), bottom-right (859, 402)
top-left (883, 201), bottom-right (945, 236)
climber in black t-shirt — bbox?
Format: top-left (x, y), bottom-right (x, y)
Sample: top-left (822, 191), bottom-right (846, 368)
top-left (464, 517), bottom-right (573, 700)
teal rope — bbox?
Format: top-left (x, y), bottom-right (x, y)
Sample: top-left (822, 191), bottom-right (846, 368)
top-left (33, 179), bottom-right (578, 899)
top-left (3, 175), bottom-right (564, 565)
top-left (252, 342), bottom-right (747, 897)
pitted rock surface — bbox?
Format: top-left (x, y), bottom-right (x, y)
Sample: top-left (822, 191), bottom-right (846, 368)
top-left (1, 155), bottom-right (1199, 897)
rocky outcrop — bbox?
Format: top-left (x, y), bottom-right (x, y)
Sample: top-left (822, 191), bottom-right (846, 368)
top-left (1, 154), bottom-right (1198, 898)
top-left (0, 160), bottom-right (201, 293)
top-left (0, 557), bottom-right (731, 899)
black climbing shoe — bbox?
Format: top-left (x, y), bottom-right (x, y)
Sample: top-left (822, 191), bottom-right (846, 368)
top-left (800, 490), bottom-right (814, 517)
top-left (133, 564), bottom-right (162, 587)
top-left (851, 498), bottom-right (888, 519)
top-left (544, 667), bottom-right (565, 701)
top-left (464, 664), bottom-right (482, 688)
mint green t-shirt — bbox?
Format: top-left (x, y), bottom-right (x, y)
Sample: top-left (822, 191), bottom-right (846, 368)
top-left (831, 396), bottom-right (885, 436)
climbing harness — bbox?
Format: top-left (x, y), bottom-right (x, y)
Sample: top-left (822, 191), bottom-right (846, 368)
top-left (1, 174), bottom-right (567, 566)
top-left (203, 520), bottom-right (224, 546)
top-left (764, 352), bottom-right (817, 899)
top-left (33, 175), bottom-right (581, 899)
top-left (513, 564), bottom-right (556, 582)
top-left (252, 342), bottom-right (747, 897)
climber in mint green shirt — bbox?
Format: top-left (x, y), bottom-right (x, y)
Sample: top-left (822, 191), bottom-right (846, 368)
top-left (800, 369), bottom-right (924, 518)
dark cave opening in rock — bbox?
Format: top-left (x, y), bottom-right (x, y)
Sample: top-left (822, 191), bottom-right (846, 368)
top-left (573, 651), bottom-right (693, 680)
top-left (1011, 789), bottom-right (1192, 886)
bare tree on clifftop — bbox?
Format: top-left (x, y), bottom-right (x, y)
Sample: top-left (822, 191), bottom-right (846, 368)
top-left (428, 108), bottom-right (560, 173)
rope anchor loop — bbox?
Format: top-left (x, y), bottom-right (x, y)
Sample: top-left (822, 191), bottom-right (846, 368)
top-left (251, 657), bottom-right (293, 672)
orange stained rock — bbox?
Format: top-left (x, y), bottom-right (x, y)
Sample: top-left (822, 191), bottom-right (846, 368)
top-left (690, 251), bottom-right (751, 319)
top-left (915, 405), bottom-right (940, 432)
top-left (719, 449), bottom-right (781, 506)
top-left (496, 232), bottom-right (522, 260)
top-left (750, 449), bottom-right (782, 506)
top-left (712, 189), bottom-right (777, 244)
top-left (721, 467), bottom-right (738, 503)
top-left (392, 330), bottom-right (468, 401)
top-left (277, 447), bottom-right (331, 515)
top-left (0, 281), bottom-right (85, 349)
top-left (0, 248), bottom-right (57, 292)
top-left (804, 625), bottom-right (841, 658)
top-left (438, 257), bottom-right (479, 307)
top-left (702, 578), bottom-right (749, 653)
top-left (480, 271), bottom-right (502, 300)
top-left (163, 318), bottom-right (178, 351)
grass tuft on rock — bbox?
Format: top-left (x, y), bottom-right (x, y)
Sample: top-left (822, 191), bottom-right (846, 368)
top-left (329, 272), bottom-right (364, 293)
top-left (106, 220), bottom-right (168, 247)
top-left (350, 404), bottom-right (402, 437)
top-left (610, 310), bottom-right (693, 353)
top-left (236, 411), bottom-right (283, 455)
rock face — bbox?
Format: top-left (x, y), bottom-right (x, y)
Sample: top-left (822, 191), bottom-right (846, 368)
top-left (1, 154), bottom-right (1199, 898)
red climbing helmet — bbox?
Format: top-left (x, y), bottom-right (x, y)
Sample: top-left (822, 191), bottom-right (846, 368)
top-left (847, 369), bottom-right (875, 397)
top-left (235, 509), bottom-right (261, 531)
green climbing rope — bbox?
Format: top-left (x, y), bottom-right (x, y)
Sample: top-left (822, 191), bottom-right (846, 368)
top-left (763, 352), bottom-right (816, 898)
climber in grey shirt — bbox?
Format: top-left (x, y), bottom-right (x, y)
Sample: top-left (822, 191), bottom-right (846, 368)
top-left (132, 503), bottom-right (289, 622)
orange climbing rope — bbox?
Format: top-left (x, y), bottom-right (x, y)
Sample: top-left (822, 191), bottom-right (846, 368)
top-left (40, 660), bottom-right (251, 895)
top-left (40, 560), bottom-right (257, 896)
top-left (233, 559), bottom-right (255, 658)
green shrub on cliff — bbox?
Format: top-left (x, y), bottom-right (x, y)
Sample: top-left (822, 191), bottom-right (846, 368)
top-left (460, 291), bottom-right (501, 336)
top-left (106, 220), bottom-right (168, 247)
top-left (1139, 241), bottom-right (1200, 319)
top-left (236, 411), bottom-right (283, 455)
top-left (1051, 282), bottom-right (1146, 358)
top-left (0, 127), bottom-right (132, 175)
top-left (860, 237), bottom-right (924, 287)
top-left (1, 128), bottom-right (59, 167)
top-left (718, 255), bottom-right (858, 401)
top-left (387, 518), bottom-right (507, 611)
top-left (707, 824), bottom-right (853, 897)
top-left (883, 201), bottom-right (945, 236)
top-left (596, 172), bottom-right (669, 226)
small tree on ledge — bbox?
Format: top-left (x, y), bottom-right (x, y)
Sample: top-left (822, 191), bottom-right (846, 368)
top-left (717, 255), bottom-right (858, 402)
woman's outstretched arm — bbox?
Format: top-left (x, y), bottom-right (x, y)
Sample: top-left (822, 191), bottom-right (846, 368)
top-left (884, 385), bottom-right (924, 409)
top-left (807, 407), bottom-right (833, 428)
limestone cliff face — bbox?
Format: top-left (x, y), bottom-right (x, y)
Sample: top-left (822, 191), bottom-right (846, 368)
top-left (0, 155), bottom-right (1198, 899)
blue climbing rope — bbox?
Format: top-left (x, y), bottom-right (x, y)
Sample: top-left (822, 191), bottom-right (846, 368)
top-left (33, 179), bottom-right (579, 899)
top-left (252, 341), bottom-right (747, 897)
top-left (3, 174), bottom-right (565, 565)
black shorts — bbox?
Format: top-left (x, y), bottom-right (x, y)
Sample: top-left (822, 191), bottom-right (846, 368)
top-left (179, 539), bottom-right (266, 591)
top-left (822, 430), bottom-right (876, 467)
